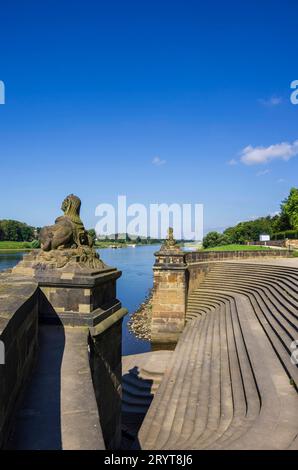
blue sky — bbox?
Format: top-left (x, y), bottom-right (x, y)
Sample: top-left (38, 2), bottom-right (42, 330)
top-left (0, 0), bottom-right (297, 233)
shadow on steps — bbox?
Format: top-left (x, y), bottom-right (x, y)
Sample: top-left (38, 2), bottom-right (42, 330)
top-left (121, 366), bottom-right (153, 450)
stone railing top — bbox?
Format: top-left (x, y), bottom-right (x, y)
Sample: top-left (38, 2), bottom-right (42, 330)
top-left (154, 248), bottom-right (293, 268)
top-left (0, 272), bottom-right (38, 335)
top-left (184, 249), bottom-right (293, 264)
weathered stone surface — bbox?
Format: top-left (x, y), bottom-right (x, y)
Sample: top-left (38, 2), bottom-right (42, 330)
top-left (151, 230), bottom-right (187, 344)
top-left (8, 326), bottom-right (105, 450)
top-left (0, 273), bottom-right (39, 448)
top-left (158, 227), bottom-right (181, 254)
top-left (35, 266), bottom-right (123, 327)
top-left (89, 309), bottom-right (127, 450)
top-left (40, 194), bottom-right (94, 252)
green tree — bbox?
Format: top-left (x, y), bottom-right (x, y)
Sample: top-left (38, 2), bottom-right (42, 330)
top-left (0, 220), bottom-right (35, 241)
top-left (203, 231), bottom-right (231, 248)
top-left (280, 187), bottom-right (298, 230)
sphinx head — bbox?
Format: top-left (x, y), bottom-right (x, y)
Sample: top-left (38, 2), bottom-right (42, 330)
top-left (61, 194), bottom-right (81, 215)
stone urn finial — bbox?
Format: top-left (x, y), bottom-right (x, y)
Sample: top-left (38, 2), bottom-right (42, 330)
top-left (159, 227), bottom-right (182, 253)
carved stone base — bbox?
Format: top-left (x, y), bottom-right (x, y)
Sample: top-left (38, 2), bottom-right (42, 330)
top-left (13, 246), bottom-right (105, 273)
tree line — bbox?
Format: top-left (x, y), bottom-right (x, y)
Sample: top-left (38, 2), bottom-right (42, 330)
top-left (0, 220), bottom-right (39, 242)
top-left (203, 187), bottom-right (298, 248)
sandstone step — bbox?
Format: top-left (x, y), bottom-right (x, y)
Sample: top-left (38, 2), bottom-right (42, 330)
top-left (139, 314), bottom-right (206, 448)
top-left (122, 393), bottom-right (153, 407)
top-left (163, 308), bottom-right (217, 449)
top-left (139, 260), bottom-right (298, 450)
top-left (201, 282), bottom-right (298, 389)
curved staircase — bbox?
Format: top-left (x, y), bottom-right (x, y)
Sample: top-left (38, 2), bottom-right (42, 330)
top-left (121, 351), bottom-right (172, 448)
top-left (138, 260), bottom-right (298, 450)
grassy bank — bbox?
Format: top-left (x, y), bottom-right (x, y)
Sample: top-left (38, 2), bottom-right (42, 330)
top-left (203, 244), bottom-right (274, 252)
top-left (0, 241), bottom-right (34, 251)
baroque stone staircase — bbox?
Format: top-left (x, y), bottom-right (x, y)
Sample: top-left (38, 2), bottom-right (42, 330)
top-left (121, 351), bottom-right (172, 447)
top-left (138, 260), bottom-right (298, 450)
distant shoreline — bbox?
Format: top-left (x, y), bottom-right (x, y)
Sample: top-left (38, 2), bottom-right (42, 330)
top-left (0, 244), bottom-right (161, 254)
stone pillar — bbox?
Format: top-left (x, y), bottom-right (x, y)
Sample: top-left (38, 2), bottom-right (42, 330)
top-left (151, 233), bottom-right (188, 345)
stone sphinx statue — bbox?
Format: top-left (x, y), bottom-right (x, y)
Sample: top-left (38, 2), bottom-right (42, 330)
top-left (15, 195), bottom-right (105, 271)
top-left (40, 194), bottom-right (93, 251)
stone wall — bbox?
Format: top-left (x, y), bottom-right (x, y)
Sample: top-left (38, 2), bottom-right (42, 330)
top-left (285, 239), bottom-right (298, 250)
top-left (187, 262), bottom-right (210, 295)
top-left (89, 308), bottom-right (127, 450)
top-left (0, 274), bottom-right (39, 448)
top-left (185, 249), bottom-right (292, 263)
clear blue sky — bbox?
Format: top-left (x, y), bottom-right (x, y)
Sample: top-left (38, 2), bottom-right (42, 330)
top-left (0, 0), bottom-right (297, 233)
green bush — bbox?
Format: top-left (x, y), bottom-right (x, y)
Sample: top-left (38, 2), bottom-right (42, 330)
top-left (203, 231), bottom-right (232, 249)
top-left (31, 239), bottom-right (40, 249)
top-left (273, 230), bottom-right (298, 240)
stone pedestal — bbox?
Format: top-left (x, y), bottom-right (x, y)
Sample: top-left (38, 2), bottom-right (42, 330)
top-left (37, 267), bottom-right (123, 327)
top-left (151, 248), bottom-right (188, 345)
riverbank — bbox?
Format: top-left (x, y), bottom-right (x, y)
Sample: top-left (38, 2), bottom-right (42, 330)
top-left (202, 244), bottom-right (274, 251)
top-left (0, 241), bottom-right (35, 251)
top-left (128, 289), bottom-right (153, 341)
top-left (0, 241), bottom-right (160, 252)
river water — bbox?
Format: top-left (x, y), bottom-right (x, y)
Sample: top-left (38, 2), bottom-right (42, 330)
top-left (0, 245), bottom-right (158, 355)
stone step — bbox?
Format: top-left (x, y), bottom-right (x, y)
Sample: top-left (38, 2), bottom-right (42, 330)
top-left (156, 314), bottom-right (209, 448)
top-left (204, 272), bottom-right (298, 315)
top-left (163, 308), bottom-right (218, 449)
top-left (200, 283), bottom-right (298, 389)
top-left (139, 314), bottom-right (206, 448)
top-left (202, 279), bottom-right (298, 348)
top-left (122, 404), bottom-right (148, 415)
top-left (178, 305), bottom-right (223, 449)
top-left (122, 393), bottom-right (153, 407)
top-left (208, 266), bottom-right (298, 292)
top-left (122, 383), bottom-right (154, 399)
top-left (200, 282), bottom-right (298, 344)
